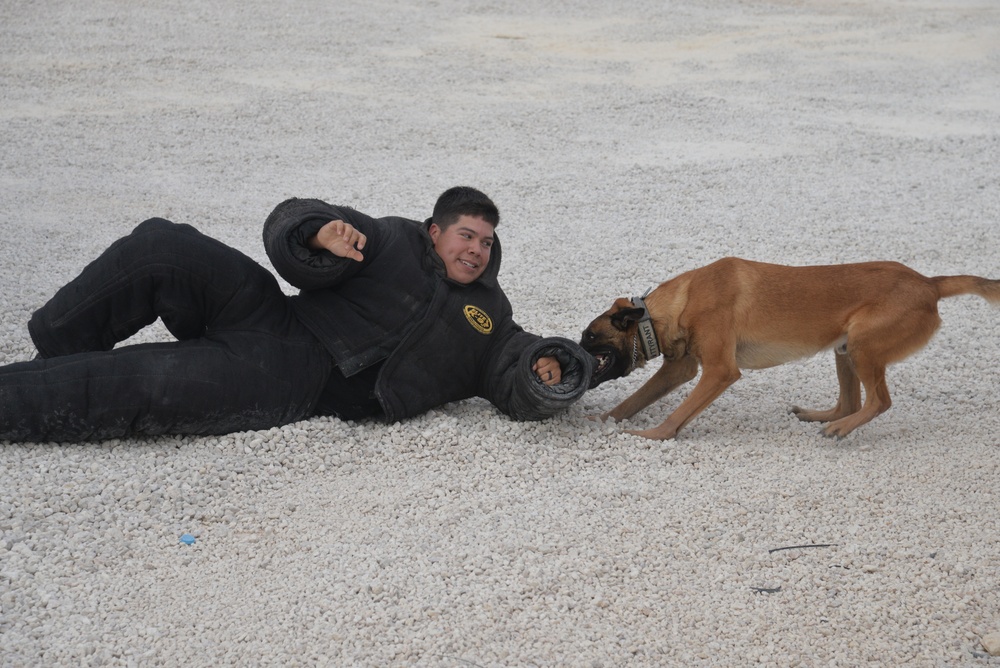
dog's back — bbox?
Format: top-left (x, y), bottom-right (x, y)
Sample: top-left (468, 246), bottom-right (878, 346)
top-left (654, 259), bottom-right (942, 369)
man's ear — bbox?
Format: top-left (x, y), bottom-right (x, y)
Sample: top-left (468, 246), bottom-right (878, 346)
top-left (428, 223), bottom-right (441, 243)
top-left (610, 307), bottom-right (646, 331)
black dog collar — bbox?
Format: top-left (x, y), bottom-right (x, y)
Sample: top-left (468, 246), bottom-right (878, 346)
top-left (631, 291), bottom-right (661, 360)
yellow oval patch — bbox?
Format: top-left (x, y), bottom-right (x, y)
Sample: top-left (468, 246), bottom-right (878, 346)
top-left (464, 305), bottom-right (494, 335)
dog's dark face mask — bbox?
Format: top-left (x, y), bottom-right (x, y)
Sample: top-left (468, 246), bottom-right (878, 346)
top-left (580, 305), bottom-right (646, 389)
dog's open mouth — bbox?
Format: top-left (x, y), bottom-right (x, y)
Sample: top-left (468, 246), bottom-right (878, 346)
top-left (585, 347), bottom-right (626, 389)
top-left (593, 351), bottom-right (612, 376)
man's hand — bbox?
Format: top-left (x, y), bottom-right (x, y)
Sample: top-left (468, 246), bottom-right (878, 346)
top-left (534, 356), bottom-right (562, 386)
top-left (309, 219), bottom-right (366, 262)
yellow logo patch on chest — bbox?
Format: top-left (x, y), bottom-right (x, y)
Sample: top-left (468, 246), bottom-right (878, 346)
top-left (463, 305), bottom-right (493, 334)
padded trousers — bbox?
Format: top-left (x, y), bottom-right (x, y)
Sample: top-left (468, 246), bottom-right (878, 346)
top-left (0, 218), bottom-right (333, 442)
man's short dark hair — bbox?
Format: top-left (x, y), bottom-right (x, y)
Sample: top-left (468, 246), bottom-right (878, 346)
top-left (432, 186), bottom-right (500, 230)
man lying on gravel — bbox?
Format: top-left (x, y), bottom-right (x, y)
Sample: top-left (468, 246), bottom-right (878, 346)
top-left (0, 186), bottom-right (592, 442)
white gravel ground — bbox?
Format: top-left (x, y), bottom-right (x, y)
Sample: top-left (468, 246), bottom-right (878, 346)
top-left (2, 1), bottom-right (1000, 666)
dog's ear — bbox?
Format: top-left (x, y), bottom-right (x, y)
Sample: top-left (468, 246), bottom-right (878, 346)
top-left (610, 307), bottom-right (646, 331)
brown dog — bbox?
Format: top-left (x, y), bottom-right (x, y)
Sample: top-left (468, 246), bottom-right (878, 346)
top-left (580, 257), bottom-right (1000, 440)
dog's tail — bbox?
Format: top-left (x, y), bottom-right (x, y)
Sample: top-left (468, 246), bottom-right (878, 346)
top-left (932, 275), bottom-right (1000, 304)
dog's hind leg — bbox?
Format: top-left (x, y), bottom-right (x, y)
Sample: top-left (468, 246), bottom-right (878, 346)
top-left (821, 305), bottom-right (940, 437)
top-left (791, 347), bottom-right (862, 423)
top-left (822, 360), bottom-right (890, 437)
top-left (605, 354), bottom-right (699, 423)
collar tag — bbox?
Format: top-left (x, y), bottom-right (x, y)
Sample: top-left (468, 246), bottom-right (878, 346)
top-left (631, 291), bottom-right (661, 360)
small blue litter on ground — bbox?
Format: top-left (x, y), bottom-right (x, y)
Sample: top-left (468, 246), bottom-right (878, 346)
top-left (179, 533), bottom-right (196, 545)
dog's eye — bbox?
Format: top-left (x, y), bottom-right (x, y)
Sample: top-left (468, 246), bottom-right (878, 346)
top-left (583, 330), bottom-right (596, 343)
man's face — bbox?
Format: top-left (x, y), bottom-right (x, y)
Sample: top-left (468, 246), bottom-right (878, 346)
top-left (428, 214), bottom-right (495, 284)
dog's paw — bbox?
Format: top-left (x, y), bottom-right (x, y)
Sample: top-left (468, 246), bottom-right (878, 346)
top-left (821, 423), bottom-right (853, 439)
top-left (793, 409), bottom-right (820, 422)
top-left (625, 427), bottom-right (677, 441)
top-left (792, 405), bottom-right (837, 423)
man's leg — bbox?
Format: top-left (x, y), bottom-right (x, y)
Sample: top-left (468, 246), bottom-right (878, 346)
top-left (0, 328), bottom-right (331, 442)
top-left (6, 216), bottom-right (334, 441)
top-left (28, 217), bottom-right (279, 357)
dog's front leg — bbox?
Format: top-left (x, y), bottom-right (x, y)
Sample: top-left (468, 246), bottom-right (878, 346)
top-left (602, 355), bottom-right (699, 423)
top-left (627, 362), bottom-right (740, 441)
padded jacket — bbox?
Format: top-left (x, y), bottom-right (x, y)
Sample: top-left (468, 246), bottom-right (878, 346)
top-left (262, 198), bottom-right (591, 422)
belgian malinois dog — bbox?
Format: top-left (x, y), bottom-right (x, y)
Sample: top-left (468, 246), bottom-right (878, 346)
top-left (580, 257), bottom-right (1000, 440)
